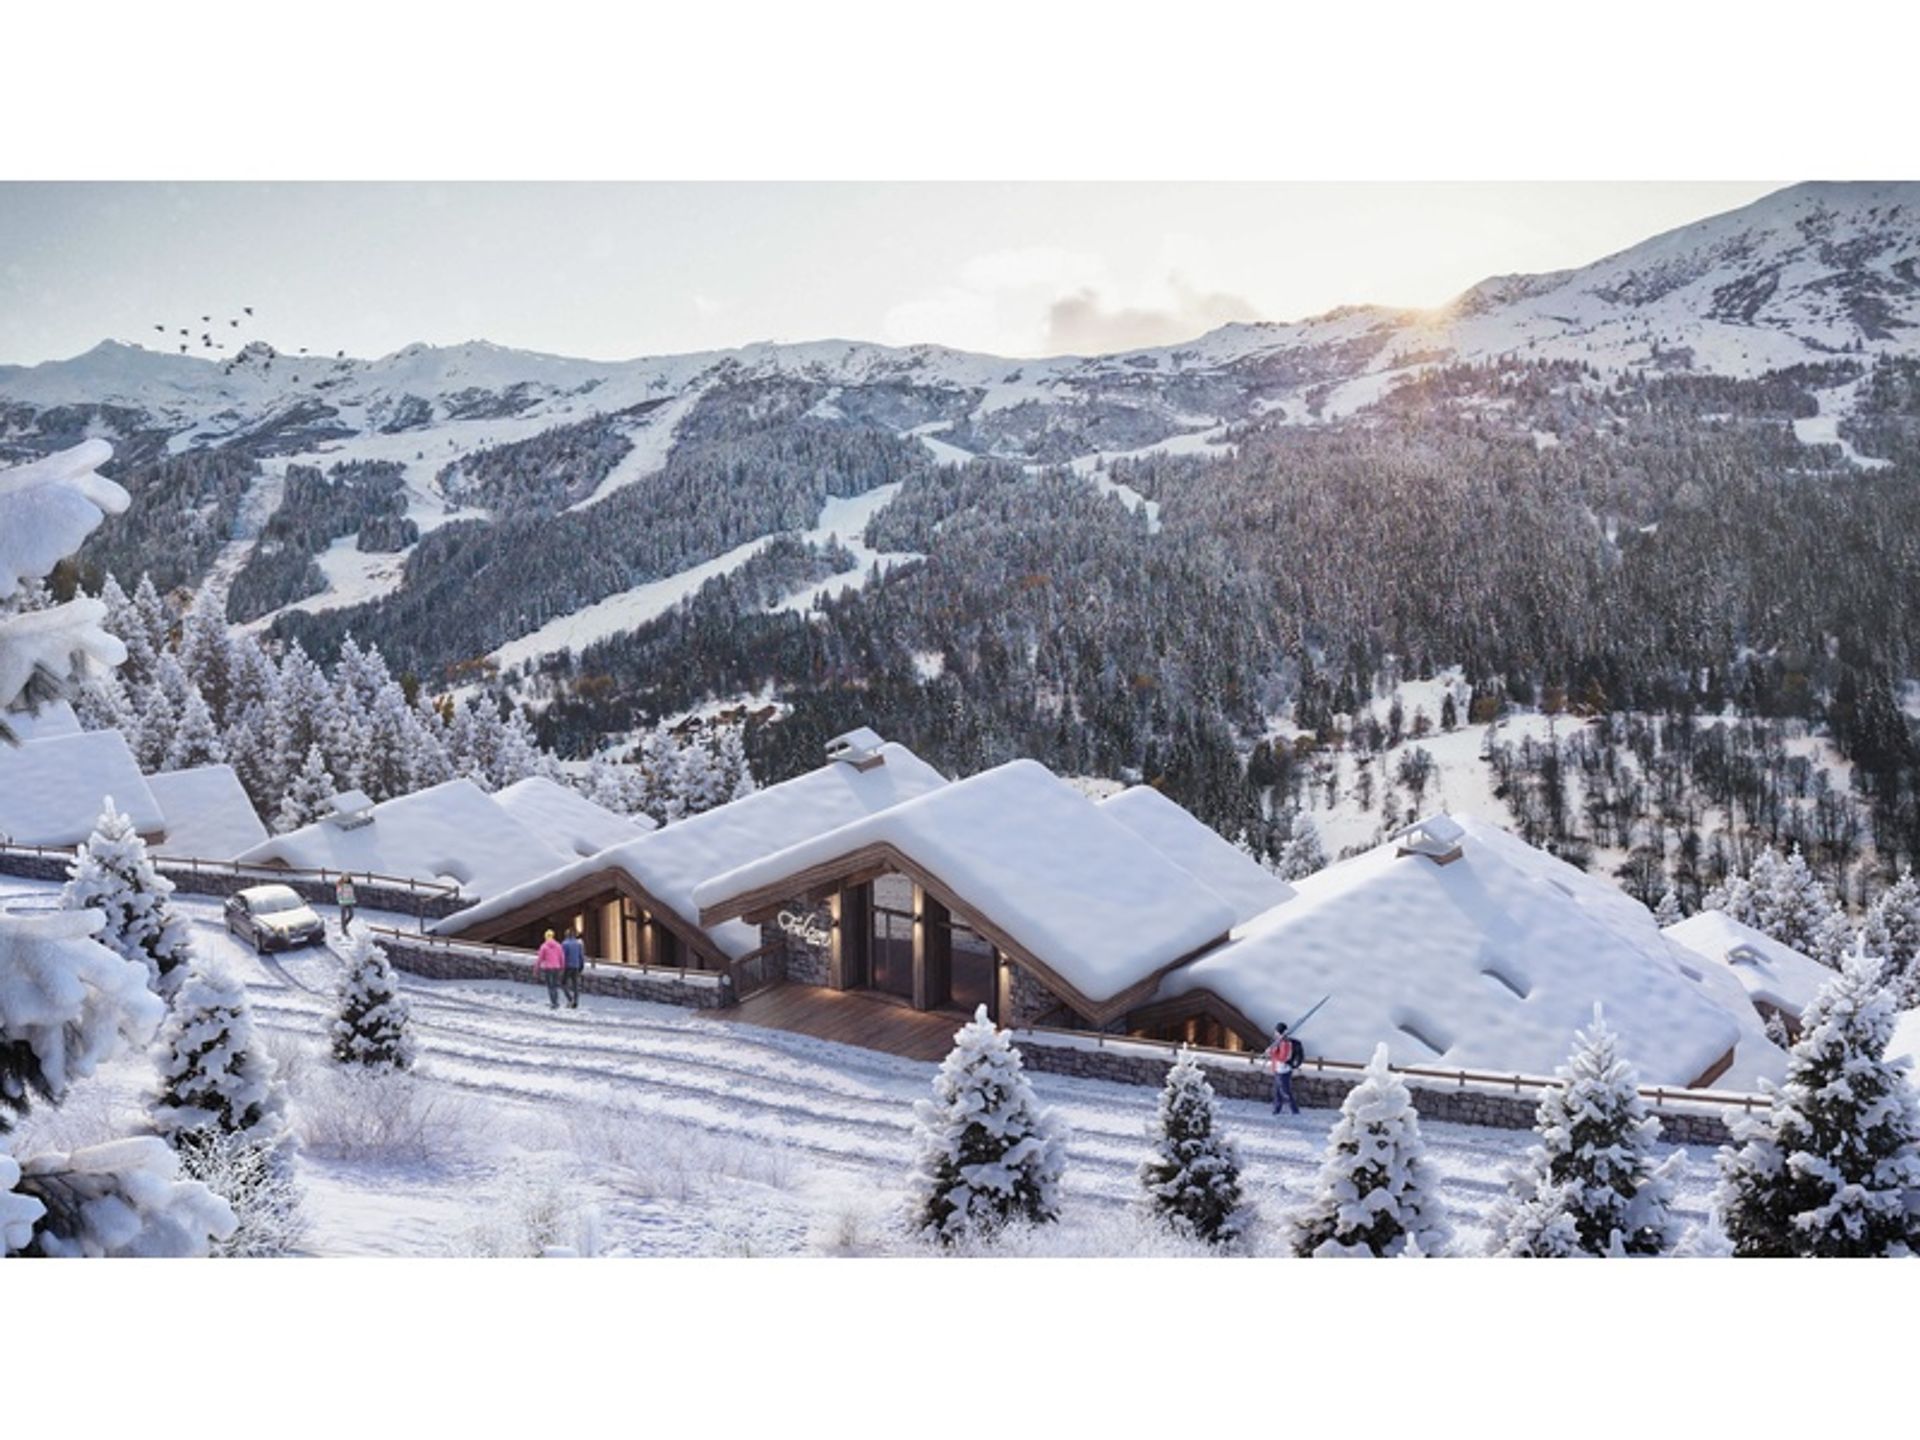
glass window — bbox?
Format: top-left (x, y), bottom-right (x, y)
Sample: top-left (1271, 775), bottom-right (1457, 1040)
top-left (947, 921), bottom-right (996, 1015)
top-left (869, 876), bottom-right (915, 999)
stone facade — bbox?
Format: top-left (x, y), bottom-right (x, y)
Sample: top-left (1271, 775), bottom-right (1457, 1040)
top-left (1006, 961), bottom-right (1072, 1028)
top-left (379, 934), bottom-right (732, 1008)
top-left (762, 899), bottom-right (833, 988)
top-left (1013, 1033), bottom-right (1738, 1147)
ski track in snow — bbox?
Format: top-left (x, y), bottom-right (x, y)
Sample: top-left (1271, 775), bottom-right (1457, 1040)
top-left (1, 880), bottom-right (1725, 1256)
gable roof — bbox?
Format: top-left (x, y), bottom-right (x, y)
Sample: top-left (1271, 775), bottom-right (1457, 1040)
top-left (0, 728), bottom-right (165, 845)
top-left (1096, 785), bottom-right (1294, 926)
top-left (146, 764), bottom-right (268, 860)
top-left (694, 760), bottom-right (1239, 1013)
top-left (1664, 909), bottom-right (1833, 1020)
top-left (1155, 814), bottom-right (1754, 1088)
top-left (238, 778), bottom-right (572, 897)
top-left (438, 740), bottom-right (949, 958)
top-left (492, 776), bottom-right (655, 859)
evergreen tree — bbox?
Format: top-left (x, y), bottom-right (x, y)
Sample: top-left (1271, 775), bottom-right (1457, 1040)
top-left (1288, 1044), bottom-right (1451, 1258)
top-left (1, 443), bottom-right (232, 1257)
top-left (1652, 888), bottom-right (1684, 928)
top-left (1487, 1008), bottom-right (1681, 1257)
top-left (331, 927), bottom-right (416, 1071)
top-left (1871, 869), bottom-right (1920, 1004)
top-left (1751, 845), bottom-right (1842, 962)
top-left (164, 684), bottom-right (227, 770)
top-left (1716, 942), bottom-right (1920, 1257)
top-left (177, 604), bottom-right (234, 723)
top-left (150, 965), bottom-right (291, 1153)
top-left (150, 965), bottom-right (301, 1257)
top-left (1138, 1048), bottom-right (1245, 1244)
top-left (909, 1006), bottom-right (1064, 1246)
top-left (60, 796), bottom-right (195, 996)
top-left (1277, 812), bottom-right (1327, 881)
top-left (129, 678), bottom-right (178, 771)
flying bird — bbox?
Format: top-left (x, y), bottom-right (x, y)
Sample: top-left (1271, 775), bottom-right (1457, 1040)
top-left (243, 306), bottom-right (253, 315)
top-left (153, 324), bottom-right (164, 332)
top-left (229, 319), bottom-right (239, 327)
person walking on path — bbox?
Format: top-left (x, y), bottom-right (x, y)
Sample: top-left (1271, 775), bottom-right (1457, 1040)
top-left (1264, 1021), bottom-right (1303, 1116)
top-left (535, 928), bottom-right (566, 1009)
top-left (560, 928), bottom-right (587, 1009)
top-left (335, 873), bottom-right (357, 930)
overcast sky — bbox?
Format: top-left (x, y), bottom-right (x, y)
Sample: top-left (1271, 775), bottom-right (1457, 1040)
top-left (0, 182), bottom-right (1785, 366)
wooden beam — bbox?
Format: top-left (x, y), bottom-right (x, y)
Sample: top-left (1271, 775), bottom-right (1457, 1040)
top-left (441, 866), bottom-right (731, 973)
top-left (701, 839), bottom-right (1225, 1027)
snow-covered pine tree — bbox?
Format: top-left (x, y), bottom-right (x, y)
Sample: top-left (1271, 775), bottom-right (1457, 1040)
top-left (1716, 941), bottom-right (1920, 1257)
top-left (61, 796), bottom-right (195, 996)
top-left (1138, 1048), bottom-right (1245, 1244)
top-left (1278, 813), bottom-right (1328, 881)
top-left (1287, 1044), bottom-right (1451, 1258)
top-left (275, 743), bottom-right (338, 834)
top-left (1653, 888), bottom-right (1684, 928)
top-left (1871, 869), bottom-right (1920, 1005)
top-left (129, 677), bottom-right (178, 771)
top-left (1, 442), bottom-right (232, 1257)
top-left (150, 965), bottom-right (290, 1153)
top-left (130, 573), bottom-right (174, 666)
top-left (164, 683), bottom-right (227, 770)
top-left (713, 723), bottom-right (759, 802)
top-left (1487, 1008), bottom-right (1681, 1257)
top-left (150, 965), bottom-right (301, 1256)
top-left (1751, 845), bottom-right (1842, 963)
top-left (909, 1006), bottom-right (1064, 1246)
top-left (331, 927), bottom-right (416, 1071)
top-left (177, 604), bottom-right (234, 724)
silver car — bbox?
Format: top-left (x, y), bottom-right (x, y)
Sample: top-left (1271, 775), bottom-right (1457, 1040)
top-left (225, 883), bottom-right (327, 953)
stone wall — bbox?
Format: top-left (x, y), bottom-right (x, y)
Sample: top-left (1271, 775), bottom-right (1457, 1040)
top-left (1006, 962), bottom-right (1073, 1028)
top-left (0, 848), bottom-right (466, 920)
top-left (378, 934), bottom-right (732, 1009)
top-left (762, 900), bottom-right (833, 987)
top-left (1014, 1033), bottom-right (1737, 1147)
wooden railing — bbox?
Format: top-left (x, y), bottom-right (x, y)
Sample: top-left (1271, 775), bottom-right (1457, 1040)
top-left (1009, 1024), bottom-right (1769, 1115)
top-left (1, 838), bottom-right (464, 905)
top-left (364, 923), bottom-right (727, 994)
top-left (725, 942), bottom-right (785, 1000)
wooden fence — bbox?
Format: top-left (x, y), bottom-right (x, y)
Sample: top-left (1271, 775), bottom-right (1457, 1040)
top-left (1010, 1024), bottom-right (1769, 1117)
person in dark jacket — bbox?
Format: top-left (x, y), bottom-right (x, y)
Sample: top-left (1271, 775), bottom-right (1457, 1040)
top-left (560, 928), bottom-right (587, 1009)
top-left (1264, 1022), bottom-right (1303, 1116)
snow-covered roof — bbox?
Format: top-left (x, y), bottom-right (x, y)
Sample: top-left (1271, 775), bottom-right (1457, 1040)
top-left (1096, 785), bottom-right (1295, 927)
top-left (0, 728), bottom-right (165, 845)
top-left (238, 778), bottom-right (573, 897)
top-left (695, 760), bottom-right (1239, 1008)
top-left (145, 765), bottom-right (269, 861)
top-left (439, 740), bottom-right (949, 958)
top-left (1155, 814), bottom-right (1754, 1088)
top-left (492, 776), bottom-right (654, 860)
top-left (3, 699), bottom-right (81, 741)
top-left (1664, 910), bottom-right (1833, 1021)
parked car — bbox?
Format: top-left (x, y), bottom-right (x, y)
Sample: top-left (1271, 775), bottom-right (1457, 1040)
top-left (225, 883), bottom-right (327, 953)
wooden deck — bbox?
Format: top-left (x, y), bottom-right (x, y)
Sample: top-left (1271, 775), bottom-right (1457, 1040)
top-left (726, 982), bottom-right (967, 1063)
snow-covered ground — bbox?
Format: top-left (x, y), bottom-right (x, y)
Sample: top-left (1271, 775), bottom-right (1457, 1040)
top-left (1, 875), bottom-right (1729, 1257)
top-left (1792, 377), bottom-right (1892, 471)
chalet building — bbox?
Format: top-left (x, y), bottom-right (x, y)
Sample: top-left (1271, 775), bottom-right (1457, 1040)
top-left (237, 777), bottom-right (634, 898)
top-left (435, 728), bottom-right (1791, 1091)
top-left (0, 718), bottom-right (168, 847)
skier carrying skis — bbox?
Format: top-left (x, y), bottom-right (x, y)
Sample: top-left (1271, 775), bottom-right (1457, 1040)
top-left (1265, 1021), bottom-right (1303, 1115)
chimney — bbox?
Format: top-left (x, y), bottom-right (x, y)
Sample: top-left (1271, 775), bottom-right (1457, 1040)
top-left (1391, 813), bottom-right (1465, 865)
top-left (825, 726), bottom-right (887, 772)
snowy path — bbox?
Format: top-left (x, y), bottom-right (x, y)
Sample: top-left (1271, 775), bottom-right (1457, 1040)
top-left (3, 878), bottom-right (1725, 1256)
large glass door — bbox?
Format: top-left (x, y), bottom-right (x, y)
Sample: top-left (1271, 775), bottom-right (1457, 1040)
top-left (867, 873), bottom-right (916, 999)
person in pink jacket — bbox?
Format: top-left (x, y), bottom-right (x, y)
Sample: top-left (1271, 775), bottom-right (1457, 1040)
top-left (535, 929), bottom-right (566, 1010)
